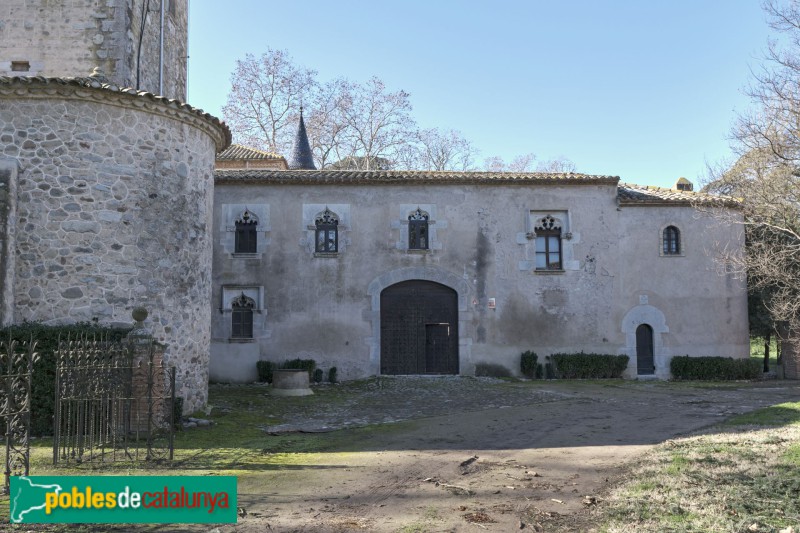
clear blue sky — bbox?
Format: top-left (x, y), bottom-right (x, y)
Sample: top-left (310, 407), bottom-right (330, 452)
top-left (187, 1), bottom-right (771, 187)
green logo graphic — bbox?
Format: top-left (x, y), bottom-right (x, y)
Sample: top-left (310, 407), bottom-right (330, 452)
top-left (10, 476), bottom-right (237, 524)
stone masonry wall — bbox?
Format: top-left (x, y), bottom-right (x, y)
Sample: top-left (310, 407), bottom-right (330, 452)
top-left (0, 0), bottom-right (187, 100)
top-left (0, 82), bottom-right (226, 411)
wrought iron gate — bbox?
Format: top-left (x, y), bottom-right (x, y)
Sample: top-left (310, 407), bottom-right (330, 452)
top-left (53, 337), bottom-right (175, 465)
top-left (380, 280), bottom-right (459, 374)
top-left (1, 338), bottom-right (37, 494)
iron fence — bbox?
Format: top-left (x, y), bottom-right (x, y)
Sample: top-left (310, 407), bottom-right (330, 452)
top-left (1, 337), bottom-right (37, 494)
top-left (53, 336), bottom-right (175, 466)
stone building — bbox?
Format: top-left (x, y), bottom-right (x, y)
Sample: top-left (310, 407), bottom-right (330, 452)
top-left (209, 123), bottom-right (749, 383)
top-left (1, 0), bottom-right (753, 411)
top-left (0, 0), bottom-right (229, 412)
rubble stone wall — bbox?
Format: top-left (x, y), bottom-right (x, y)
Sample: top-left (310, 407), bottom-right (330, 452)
top-left (0, 80), bottom-right (227, 411)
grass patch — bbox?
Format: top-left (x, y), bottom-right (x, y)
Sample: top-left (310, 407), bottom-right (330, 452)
top-left (0, 381), bottom-right (414, 528)
top-left (724, 401), bottom-right (800, 427)
top-left (600, 401), bottom-right (800, 532)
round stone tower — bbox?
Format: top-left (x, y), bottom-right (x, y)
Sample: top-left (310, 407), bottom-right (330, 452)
top-left (0, 75), bottom-right (230, 411)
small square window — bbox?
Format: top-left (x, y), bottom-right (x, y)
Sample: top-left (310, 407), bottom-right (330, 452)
top-left (11, 61), bottom-right (30, 72)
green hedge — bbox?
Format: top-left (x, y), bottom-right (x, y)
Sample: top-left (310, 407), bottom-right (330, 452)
top-left (550, 352), bottom-right (629, 379)
top-left (520, 351), bottom-right (538, 378)
top-left (1, 322), bottom-right (131, 436)
top-left (256, 360), bottom-right (275, 383)
top-left (280, 358), bottom-right (316, 379)
top-left (670, 356), bottom-right (762, 381)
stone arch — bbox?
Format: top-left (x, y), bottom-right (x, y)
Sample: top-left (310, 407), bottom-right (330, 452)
top-left (366, 267), bottom-right (472, 375)
top-left (622, 304), bottom-right (669, 378)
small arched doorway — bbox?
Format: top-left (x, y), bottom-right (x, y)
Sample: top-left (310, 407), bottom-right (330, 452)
top-left (636, 324), bottom-right (655, 375)
top-left (380, 280), bottom-right (458, 374)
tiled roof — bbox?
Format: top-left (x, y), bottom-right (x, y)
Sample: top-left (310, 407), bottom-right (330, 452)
top-left (217, 144), bottom-right (284, 161)
top-left (214, 169), bottom-right (620, 184)
top-left (617, 182), bottom-right (739, 206)
top-left (0, 75), bottom-right (232, 150)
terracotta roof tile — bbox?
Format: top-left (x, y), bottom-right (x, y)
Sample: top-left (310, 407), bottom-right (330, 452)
top-left (214, 169), bottom-right (620, 184)
top-left (617, 182), bottom-right (738, 206)
top-left (217, 144), bottom-right (284, 161)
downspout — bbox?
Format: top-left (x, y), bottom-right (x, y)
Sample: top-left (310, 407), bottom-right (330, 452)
top-left (159, 0), bottom-right (165, 95)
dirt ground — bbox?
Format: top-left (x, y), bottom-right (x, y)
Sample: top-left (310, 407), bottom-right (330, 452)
top-left (216, 380), bottom-right (800, 533)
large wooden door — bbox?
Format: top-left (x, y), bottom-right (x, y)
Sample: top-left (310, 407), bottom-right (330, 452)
top-left (636, 324), bottom-right (655, 375)
top-left (380, 281), bottom-right (458, 375)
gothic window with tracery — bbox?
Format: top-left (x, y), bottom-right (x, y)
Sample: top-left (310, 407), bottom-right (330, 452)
top-left (535, 215), bottom-right (562, 270)
top-left (231, 293), bottom-right (255, 339)
top-left (408, 208), bottom-right (429, 250)
top-left (315, 208), bottom-right (339, 253)
top-left (663, 226), bottom-right (680, 255)
top-left (235, 209), bottom-right (258, 254)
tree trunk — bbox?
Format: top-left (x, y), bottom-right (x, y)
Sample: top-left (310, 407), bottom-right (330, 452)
top-left (764, 332), bottom-right (771, 373)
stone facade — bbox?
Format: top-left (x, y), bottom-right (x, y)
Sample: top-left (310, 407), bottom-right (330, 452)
top-left (0, 0), bottom-right (188, 100)
top-left (0, 77), bottom-right (229, 410)
top-left (209, 172), bottom-right (749, 383)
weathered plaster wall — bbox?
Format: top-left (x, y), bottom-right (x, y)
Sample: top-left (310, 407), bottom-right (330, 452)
top-left (616, 205), bottom-right (749, 378)
top-left (0, 0), bottom-right (187, 100)
top-left (0, 82), bottom-right (226, 410)
top-left (210, 181), bottom-right (627, 382)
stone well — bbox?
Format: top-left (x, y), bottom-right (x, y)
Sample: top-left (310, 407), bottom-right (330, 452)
top-left (271, 369), bottom-right (313, 397)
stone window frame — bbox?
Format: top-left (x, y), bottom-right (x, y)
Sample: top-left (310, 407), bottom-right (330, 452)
top-left (220, 204), bottom-right (269, 259)
top-left (220, 286), bottom-right (265, 343)
top-left (393, 204), bottom-right (445, 253)
top-left (231, 293), bottom-right (255, 339)
top-left (518, 210), bottom-right (579, 273)
top-left (534, 215), bottom-right (563, 271)
top-left (408, 207), bottom-right (430, 250)
top-left (660, 224), bottom-right (684, 257)
top-left (234, 208), bottom-right (258, 254)
top-left (314, 207), bottom-right (339, 254)
top-left (1, 60), bottom-right (43, 76)
top-left (302, 204), bottom-right (350, 257)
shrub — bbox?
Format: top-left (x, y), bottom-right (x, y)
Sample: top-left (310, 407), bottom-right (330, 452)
top-left (549, 352), bottom-right (629, 379)
top-left (670, 356), bottom-right (762, 381)
top-left (280, 358), bottom-right (316, 379)
top-left (312, 368), bottom-right (324, 383)
top-left (535, 363), bottom-right (544, 379)
top-left (475, 363), bottom-right (512, 378)
top-left (256, 360), bottom-right (274, 383)
top-left (1, 322), bottom-right (131, 436)
top-left (328, 367), bottom-right (338, 384)
top-left (520, 350), bottom-right (538, 378)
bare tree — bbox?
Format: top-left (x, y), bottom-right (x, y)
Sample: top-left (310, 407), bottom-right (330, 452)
top-left (339, 77), bottom-right (416, 170)
top-left (483, 153), bottom-right (536, 172)
top-left (304, 78), bottom-right (351, 169)
top-left (536, 156), bottom-right (577, 173)
top-left (408, 128), bottom-right (479, 171)
top-left (222, 49), bottom-right (316, 154)
top-left (706, 0), bottom-right (800, 331)
top-left (482, 153), bottom-right (575, 173)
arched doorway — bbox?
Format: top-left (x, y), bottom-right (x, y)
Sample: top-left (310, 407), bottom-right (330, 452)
top-left (636, 324), bottom-right (655, 375)
top-left (380, 280), bottom-right (458, 374)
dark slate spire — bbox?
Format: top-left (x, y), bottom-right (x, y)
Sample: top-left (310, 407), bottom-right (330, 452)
top-left (287, 107), bottom-right (316, 170)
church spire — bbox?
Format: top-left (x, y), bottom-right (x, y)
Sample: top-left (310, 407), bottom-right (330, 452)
top-left (287, 106), bottom-right (316, 170)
